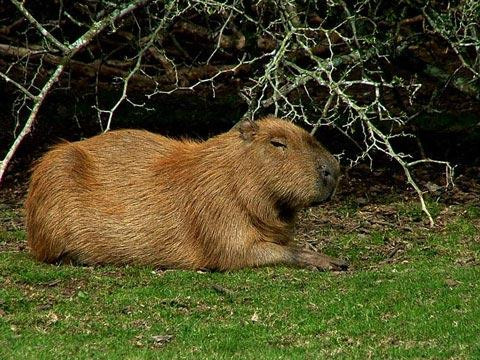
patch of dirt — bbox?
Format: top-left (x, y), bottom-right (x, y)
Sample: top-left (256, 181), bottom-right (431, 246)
top-left (295, 165), bottom-right (480, 268)
top-left (0, 172), bottom-right (26, 232)
top-left (0, 240), bottom-right (26, 253)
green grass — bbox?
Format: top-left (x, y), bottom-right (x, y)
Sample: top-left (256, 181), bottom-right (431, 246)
top-left (0, 202), bottom-right (479, 359)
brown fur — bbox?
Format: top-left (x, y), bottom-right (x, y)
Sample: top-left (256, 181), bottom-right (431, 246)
top-left (25, 117), bottom-right (348, 271)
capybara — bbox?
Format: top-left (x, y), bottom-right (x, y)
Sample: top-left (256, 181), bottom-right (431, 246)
top-left (25, 117), bottom-right (348, 271)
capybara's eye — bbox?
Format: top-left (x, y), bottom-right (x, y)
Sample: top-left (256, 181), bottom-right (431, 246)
top-left (270, 138), bottom-right (287, 148)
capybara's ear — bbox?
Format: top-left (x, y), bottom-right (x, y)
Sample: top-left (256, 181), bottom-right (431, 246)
top-left (238, 120), bottom-right (259, 142)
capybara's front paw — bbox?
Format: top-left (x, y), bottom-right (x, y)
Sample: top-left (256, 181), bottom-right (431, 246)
top-left (314, 254), bottom-right (349, 271)
top-left (327, 257), bottom-right (349, 271)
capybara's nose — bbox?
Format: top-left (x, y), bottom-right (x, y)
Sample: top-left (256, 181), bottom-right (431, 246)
top-left (321, 165), bottom-right (332, 179)
top-left (319, 163), bottom-right (339, 184)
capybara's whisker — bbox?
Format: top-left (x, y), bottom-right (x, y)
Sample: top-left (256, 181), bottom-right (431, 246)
top-left (25, 117), bottom-right (348, 271)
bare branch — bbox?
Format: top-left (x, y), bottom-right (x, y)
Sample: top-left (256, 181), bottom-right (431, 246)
top-left (10, 0), bottom-right (69, 52)
top-left (0, 64), bottom-right (65, 184)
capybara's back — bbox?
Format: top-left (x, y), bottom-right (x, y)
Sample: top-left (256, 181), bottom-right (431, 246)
top-left (26, 117), bottom-right (348, 271)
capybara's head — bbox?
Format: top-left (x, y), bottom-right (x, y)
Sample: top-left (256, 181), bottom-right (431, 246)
top-left (236, 117), bottom-right (340, 209)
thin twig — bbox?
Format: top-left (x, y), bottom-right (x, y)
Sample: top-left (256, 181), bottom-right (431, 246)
top-left (10, 0), bottom-right (69, 52)
top-left (311, 93), bottom-right (335, 136)
top-left (0, 70), bottom-right (37, 100)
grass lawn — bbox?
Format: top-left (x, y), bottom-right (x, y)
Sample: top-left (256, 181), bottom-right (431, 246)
top-left (0, 199), bottom-right (479, 359)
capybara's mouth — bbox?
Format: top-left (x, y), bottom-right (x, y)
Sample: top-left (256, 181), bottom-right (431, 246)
top-left (310, 188), bottom-right (336, 207)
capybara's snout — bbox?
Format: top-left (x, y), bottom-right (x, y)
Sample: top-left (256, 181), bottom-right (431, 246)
top-left (318, 160), bottom-right (339, 185)
top-left (313, 155), bottom-right (340, 204)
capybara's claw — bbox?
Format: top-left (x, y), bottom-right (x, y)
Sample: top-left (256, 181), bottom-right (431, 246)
top-left (330, 258), bottom-right (349, 271)
top-left (309, 253), bottom-right (349, 271)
